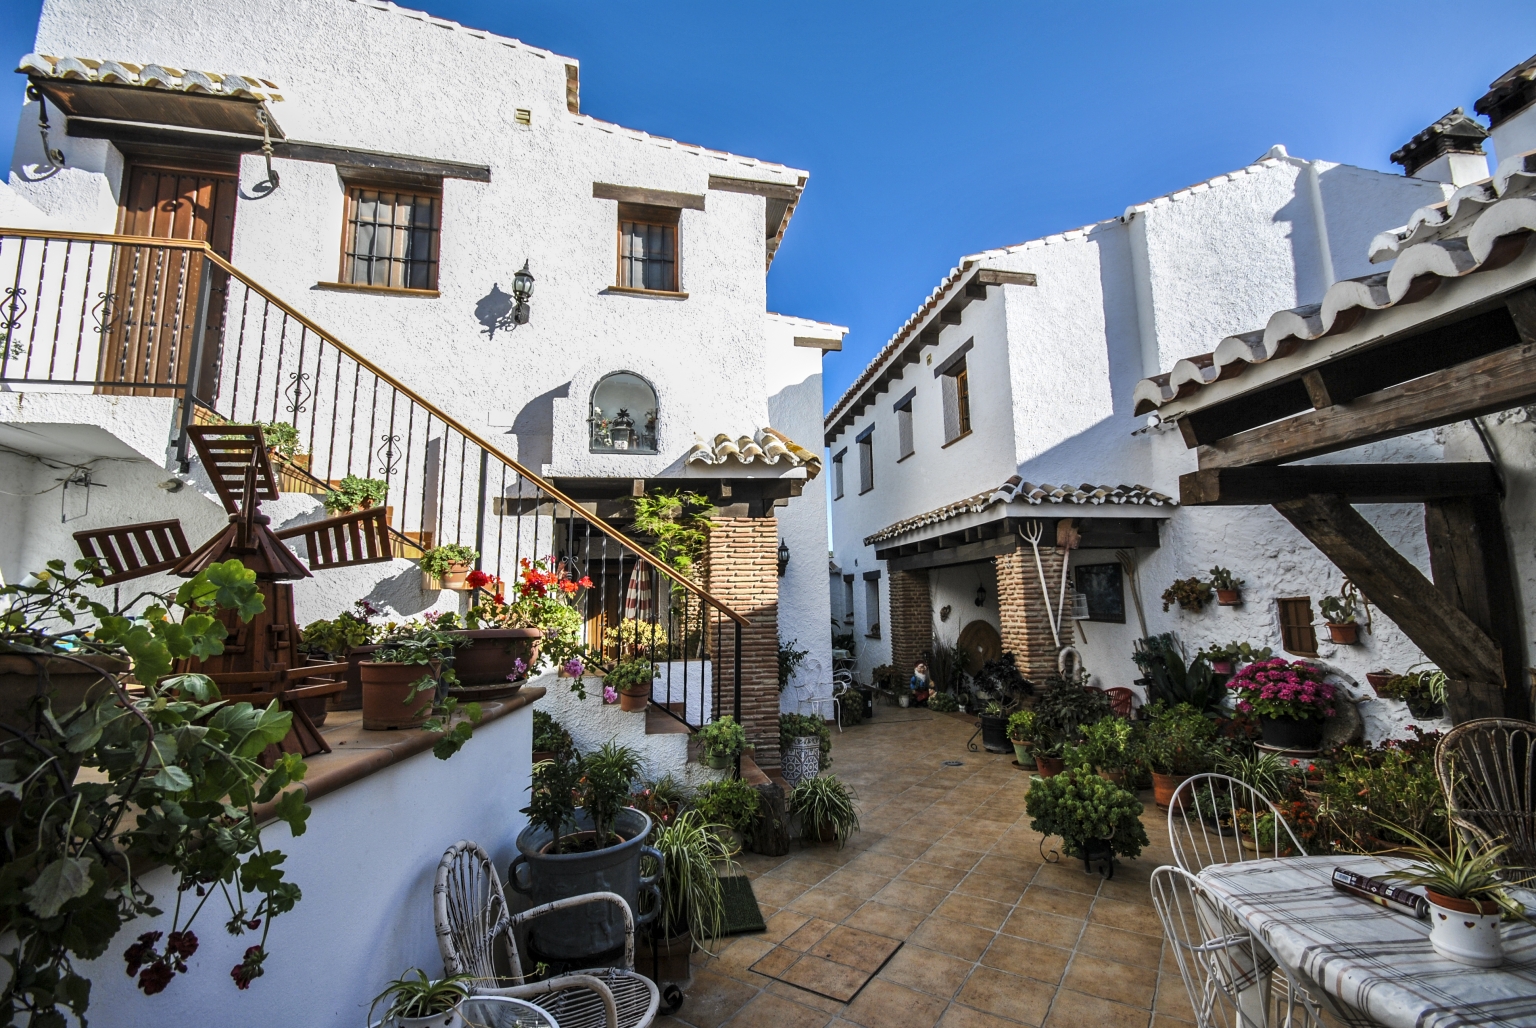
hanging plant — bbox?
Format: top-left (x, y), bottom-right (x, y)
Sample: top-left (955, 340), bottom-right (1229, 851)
top-left (1161, 576), bottom-right (1213, 613)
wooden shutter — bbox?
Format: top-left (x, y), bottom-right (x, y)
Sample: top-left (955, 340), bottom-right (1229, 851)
top-left (1278, 597), bottom-right (1318, 656)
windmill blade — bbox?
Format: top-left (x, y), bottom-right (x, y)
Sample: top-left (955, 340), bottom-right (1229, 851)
top-left (74, 519), bottom-right (191, 584)
top-left (274, 507), bottom-right (393, 570)
top-left (186, 424), bottom-right (279, 513)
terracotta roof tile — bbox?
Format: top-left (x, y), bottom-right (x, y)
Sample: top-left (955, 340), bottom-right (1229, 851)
top-left (19, 53), bottom-right (283, 101)
top-left (685, 428), bottom-right (821, 479)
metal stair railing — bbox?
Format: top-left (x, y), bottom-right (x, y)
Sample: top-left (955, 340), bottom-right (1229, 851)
top-left (0, 227), bottom-right (745, 734)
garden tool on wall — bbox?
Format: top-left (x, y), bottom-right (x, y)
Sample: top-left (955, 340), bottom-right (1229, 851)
top-left (1022, 520), bottom-right (1060, 650)
top-left (1056, 520), bottom-right (1081, 647)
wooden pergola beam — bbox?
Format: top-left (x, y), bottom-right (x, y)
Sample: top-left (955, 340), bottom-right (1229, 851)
top-left (1180, 463), bottom-right (1499, 506)
top-left (1272, 493), bottom-right (1505, 722)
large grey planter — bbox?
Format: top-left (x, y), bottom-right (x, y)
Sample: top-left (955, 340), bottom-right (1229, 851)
top-left (782, 736), bottom-right (821, 788)
top-left (510, 807), bottom-right (661, 961)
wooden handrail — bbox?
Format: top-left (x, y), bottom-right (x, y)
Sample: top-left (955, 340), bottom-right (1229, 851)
top-left (2, 228), bottom-right (749, 624)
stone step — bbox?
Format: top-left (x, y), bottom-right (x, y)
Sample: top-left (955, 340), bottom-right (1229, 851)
top-left (644, 702), bottom-right (690, 736)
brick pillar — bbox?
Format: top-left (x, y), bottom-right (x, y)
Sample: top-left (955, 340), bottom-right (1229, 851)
top-left (994, 543), bottom-right (1065, 683)
top-left (888, 569), bottom-right (933, 682)
top-left (704, 517), bottom-right (781, 767)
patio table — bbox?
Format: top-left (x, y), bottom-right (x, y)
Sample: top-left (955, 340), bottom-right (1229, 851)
top-left (1199, 854), bottom-right (1536, 1028)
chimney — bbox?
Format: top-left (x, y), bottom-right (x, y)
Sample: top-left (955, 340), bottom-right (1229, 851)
top-left (1390, 108), bottom-right (1489, 186)
top-left (1476, 53), bottom-right (1536, 164)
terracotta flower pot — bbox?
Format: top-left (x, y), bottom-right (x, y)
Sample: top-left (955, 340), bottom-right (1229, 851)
top-left (638, 929), bottom-right (694, 985)
top-left (1152, 771), bottom-right (1191, 809)
top-left (1366, 671), bottom-right (1394, 692)
top-left (1216, 588), bottom-right (1242, 606)
top-left (533, 749), bottom-right (556, 764)
top-left (1099, 769), bottom-right (1130, 790)
top-left (326, 644), bottom-right (378, 712)
top-left (440, 561), bottom-right (473, 591)
top-left (0, 652), bottom-right (126, 729)
top-left (619, 685), bottom-right (650, 712)
top-left (1035, 754), bottom-right (1066, 778)
top-left (1426, 890), bottom-right (1504, 966)
top-left (1210, 660), bottom-right (1234, 675)
top-left (360, 661), bottom-right (436, 730)
top-left (1327, 622), bottom-right (1359, 644)
top-left (450, 628), bottom-right (543, 688)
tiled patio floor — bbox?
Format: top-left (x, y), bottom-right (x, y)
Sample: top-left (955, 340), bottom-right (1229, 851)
top-left (664, 707), bottom-right (1190, 1028)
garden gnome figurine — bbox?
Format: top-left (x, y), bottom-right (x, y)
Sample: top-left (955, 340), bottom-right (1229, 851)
top-left (909, 662), bottom-right (932, 705)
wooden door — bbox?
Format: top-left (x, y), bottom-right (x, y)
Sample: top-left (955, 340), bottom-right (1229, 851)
top-left (101, 162), bottom-right (236, 396)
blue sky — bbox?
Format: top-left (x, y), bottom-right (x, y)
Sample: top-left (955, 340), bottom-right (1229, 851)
top-left (4, 2), bottom-right (1535, 414)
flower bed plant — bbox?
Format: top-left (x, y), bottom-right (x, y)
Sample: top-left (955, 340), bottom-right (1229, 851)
top-left (298, 599), bottom-right (380, 657)
top-left (1025, 767), bottom-right (1149, 860)
top-left (1032, 671), bottom-right (1111, 756)
top-left (419, 544), bottom-right (479, 580)
top-left (1227, 659), bottom-right (1335, 720)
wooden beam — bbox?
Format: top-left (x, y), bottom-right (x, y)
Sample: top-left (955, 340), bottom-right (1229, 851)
top-left (1508, 286), bottom-right (1536, 344)
top-left (1180, 463), bottom-right (1499, 506)
top-left (1272, 494), bottom-right (1504, 721)
top-left (592, 182), bottom-right (706, 211)
top-left (974, 269), bottom-right (1037, 287)
top-left (885, 534), bottom-right (1018, 573)
top-left (1199, 339), bottom-right (1536, 469)
top-left (940, 309), bottom-right (963, 326)
top-left (1301, 370), bottom-right (1334, 410)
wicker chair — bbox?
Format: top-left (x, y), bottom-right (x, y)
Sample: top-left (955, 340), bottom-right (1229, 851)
top-left (1151, 865), bottom-right (1325, 1028)
top-left (1436, 718), bottom-right (1536, 878)
top-left (434, 840), bottom-right (659, 1028)
top-left (1167, 774), bottom-right (1306, 874)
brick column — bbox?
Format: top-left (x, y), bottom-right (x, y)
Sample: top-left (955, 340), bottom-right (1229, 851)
top-left (704, 517), bottom-right (781, 767)
top-left (888, 569), bottom-right (933, 682)
top-left (994, 543), bottom-right (1065, 683)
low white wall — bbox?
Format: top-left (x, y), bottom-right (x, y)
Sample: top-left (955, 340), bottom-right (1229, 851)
top-left (66, 701), bottom-right (536, 1028)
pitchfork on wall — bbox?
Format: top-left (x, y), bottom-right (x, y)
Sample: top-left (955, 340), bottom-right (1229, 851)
top-left (72, 425), bottom-right (394, 762)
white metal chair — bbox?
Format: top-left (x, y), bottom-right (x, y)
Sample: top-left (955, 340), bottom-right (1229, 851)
top-left (1151, 865), bottom-right (1325, 1028)
top-left (792, 678), bottom-right (841, 732)
top-left (435, 840), bottom-right (659, 1028)
top-left (1168, 774), bottom-right (1307, 874)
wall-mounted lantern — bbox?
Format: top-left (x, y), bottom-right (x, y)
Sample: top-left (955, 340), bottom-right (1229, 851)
top-left (510, 259), bottom-right (535, 325)
top-left (609, 408), bottom-right (634, 450)
top-left (778, 539), bottom-right (790, 577)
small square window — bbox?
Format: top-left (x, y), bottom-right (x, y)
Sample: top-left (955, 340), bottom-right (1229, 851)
top-left (895, 395), bottom-right (914, 459)
top-left (1277, 597), bottom-right (1318, 657)
top-left (618, 203), bottom-right (678, 292)
top-left (341, 184), bottom-right (441, 290)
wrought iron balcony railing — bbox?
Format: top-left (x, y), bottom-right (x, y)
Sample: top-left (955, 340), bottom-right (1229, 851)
top-left (0, 228), bottom-right (745, 734)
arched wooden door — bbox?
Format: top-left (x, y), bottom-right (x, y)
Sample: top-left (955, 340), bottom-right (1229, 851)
top-left (957, 620), bottom-right (1002, 675)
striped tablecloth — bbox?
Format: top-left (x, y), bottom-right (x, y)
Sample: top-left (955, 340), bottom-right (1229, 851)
top-left (1199, 855), bottom-right (1536, 1028)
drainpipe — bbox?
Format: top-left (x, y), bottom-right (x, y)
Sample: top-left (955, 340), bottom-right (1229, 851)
top-left (1124, 208), bottom-right (1160, 379)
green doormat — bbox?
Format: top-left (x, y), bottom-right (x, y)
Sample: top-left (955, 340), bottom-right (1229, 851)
top-left (718, 875), bottom-right (766, 935)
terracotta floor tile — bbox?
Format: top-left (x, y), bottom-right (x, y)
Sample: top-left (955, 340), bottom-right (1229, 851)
top-left (919, 842), bottom-right (984, 871)
top-left (1029, 862), bottom-right (1103, 896)
top-left (782, 917), bottom-right (838, 952)
top-left (778, 954), bottom-right (875, 1002)
top-left (760, 909), bottom-right (813, 945)
top-left (873, 834), bottom-right (936, 859)
top-left (900, 861), bottom-right (969, 891)
top-left (766, 980), bottom-right (845, 1013)
top-left (1150, 1015), bottom-right (1196, 1028)
top-left (1153, 974), bottom-right (1197, 1022)
top-left (906, 916), bottom-right (997, 961)
top-left (725, 989), bottom-right (835, 1028)
top-left (998, 906), bottom-right (1084, 950)
top-left (875, 944), bottom-right (971, 999)
top-left (972, 854), bottom-right (1039, 884)
top-left (788, 886), bottom-right (864, 922)
top-left (748, 945), bottom-right (801, 979)
top-left (1040, 988), bottom-right (1151, 1028)
top-left (1061, 953), bottom-right (1157, 1009)
top-left (1096, 878), bottom-right (1157, 908)
top-left (934, 892), bottom-right (1011, 931)
top-left (808, 925), bottom-right (902, 973)
top-left (842, 978), bottom-right (948, 1028)
top-left (845, 851), bottom-right (913, 878)
top-left (956, 872), bottom-right (1027, 906)
top-left (1076, 924), bottom-right (1164, 970)
top-left (938, 1003), bottom-right (1032, 1028)
top-left (844, 900), bottom-right (927, 940)
top-left (955, 966), bottom-right (1055, 1026)
top-left (767, 859), bottom-right (842, 886)
top-left (1088, 896), bottom-right (1164, 938)
top-left (674, 969), bottom-right (759, 1028)
top-left (753, 876), bottom-right (811, 909)
top-left (871, 879), bottom-right (951, 914)
top-left (1016, 885), bottom-right (1095, 919)
top-left (712, 937), bottom-right (780, 984)
top-left (980, 934), bottom-right (1071, 985)
top-left (822, 868), bottom-right (892, 901)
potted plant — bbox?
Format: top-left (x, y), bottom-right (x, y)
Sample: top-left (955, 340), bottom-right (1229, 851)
top-left (1373, 667), bottom-right (1449, 720)
top-left (1194, 640), bottom-right (1274, 677)
top-left (633, 774), bottom-right (688, 830)
top-left (1066, 715), bottom-right (1136, 789)
top-left (1025, 767), bottom-right (1149, 873)
top-left (1161, 576), bottom-right (1213, 613)
top-left (368, 969), bottom-right (472, 1028)
top-left (420, 544), bottom-right (479, 591)
top-left (641, 808), bottom-right (736, 981)
top-left (532, 709), bottom-right (574, 764)
top-left (1226, 658), bottom-right (1336, 750)
top-left (512, 743), bottom-right (661, 962)
top-left (298, 600), bottom-right (381, 712)
top-left (361, 624), bottom-right (467, 730)
top-left (979, 699), bottom-right (1011, 754)
top-left (698, 714), bottom-right (748, 768)
top-left (779, 712), bottom-right (832, 787)
top-left (606, 658), bottom-right (658, 713)
top-left (254, 420), bottom-right (303, 461)
top-left (1385, 824), bottom-right (1536, 967)
top-left (1007, 709), bottom-right (1037, 769)
top-left (1137, 702), bottom-right (1218, 808)
top-left (789, 774), bottom-right (860, 847)
top-left (485, 557), bottom-right (593, 696)
top-left (322, 473), bottom-right (388, 514)
top-left (1032, 671), bottom-right (1111, 778)
top-left (692, 777), bottom-right (762, 853)
top-left (927, 690), bottom-right (959, 713)
top-left (1209, 566), bottom-right (1244, 606)
top-left (1319, 592), bottom-right (1358, 644)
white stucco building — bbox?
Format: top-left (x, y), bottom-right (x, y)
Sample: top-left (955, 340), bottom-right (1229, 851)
top-left (826, 70), bottom-right (1536, 742)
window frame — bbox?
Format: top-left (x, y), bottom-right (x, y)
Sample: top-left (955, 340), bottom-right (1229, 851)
top-left (1277, 596), bottom-right (1319, 657)
top-left (1073, 563), bottom-right (1126, 624)
top-left (857, 426), bottom-right (874, 495)
top-left (832, 449), bottom-right (846, 500)
top-left (894, 389), bottom-right (915, 461)
top-left (337, 179), bottom-right (443, 293)
top-left (616, 202), bottom-right (680, 294)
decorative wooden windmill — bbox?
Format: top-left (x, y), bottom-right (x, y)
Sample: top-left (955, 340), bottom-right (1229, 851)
top-left (73, 425), bottom-right (394, 760)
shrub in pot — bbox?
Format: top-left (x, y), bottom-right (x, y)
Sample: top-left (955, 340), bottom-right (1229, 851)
top-left (641, 808), bottom-right (736, 980)
top-left (607, 657), bottom-right (658, 712)
top-left (299, 600), bottom-right (382, 712)
top-left (466, 556), bottom-right (592, 696)
top-left (322, 473), bottom-right (387, 514)
top-left (978, 700), bottom-right (1011, 754)
top-left (1209, 566), bottom-right (1244, 606)
top-left (420, 544), bottom-right (479, 591)
top-left (1226, 658), bottom-right (1336, 750)
top-left (633, 773), bottom-right (687, 830)
top-left (1134, 634), bottom-right (1224, 714)
top-left (789, 774), bottom-right (860, 847)
top-left (361, 624), bottom-right (468, 730)
top-left (1319, 592), bottom-right (1359, 644)
top-left (368, 969), bottom-right (472, 1028)
top-left (698, 715), bottom-right (748, 769)
top-left (1385, 824), bottom-right (1536, 967)
top-left (927, 690), bottom-right (959, 713)
top-left (1160, 576), bottom-right (1213, 613)
top-left (779, 712), bottom-right (832, 786)
top-left (1032, 671), bottom-right (1110, 778)
top-left (1193, 640), bottom-right (1273, 678)
top-left (1025, 767), bottom-right (1149, 873)
top-left (1065, 715), bottom-right (1137, 789)
top-left (513, 743), bottom-right (661, 961)
top-left (692, 777), bottom-right (762, 853)
top-left (1137, 702), bottom-right (1218, 807)
top-left (1007, 709), bottom-right (1037, 768)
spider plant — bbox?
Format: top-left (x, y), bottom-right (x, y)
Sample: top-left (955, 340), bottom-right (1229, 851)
top-left (789, 774), bottom-right (861, 848)
top-left (1381, 821), bottom-right (1536, 920)
top-left (648, 809), bottom-right (737, 950)
top-left (1216, 750), bottom-right (1296, 800)
top-left (368, 969), bottom-right (473, 1024)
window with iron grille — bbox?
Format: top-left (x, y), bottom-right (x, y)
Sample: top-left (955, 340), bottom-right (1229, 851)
top-left (1277, 596), bottom-right (1318, 657)
top-left (618, 203), bottom-right (678, 291)
top-left (341, 185), bottom-right (441, 290)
